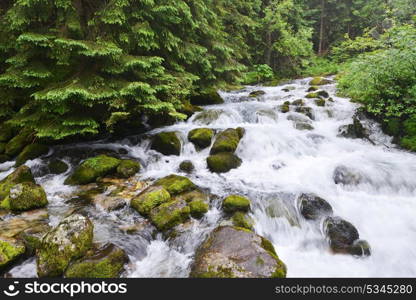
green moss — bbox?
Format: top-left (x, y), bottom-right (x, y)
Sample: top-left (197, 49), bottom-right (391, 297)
top-left (260, 237), bottom-right (287, 278)
top-left (400, 137), bottom-right (416, 151)
top-left (131, 186), bottom-right (171, 216)
top-left (116, 159), bottom-right (141, 178)
top-left (249, 90), bottom-right (266, 98)
top-left (0, 154), bottom-right (9, 163)
top-left (190, 89), bottom-right (224, 106)
top-left (403, 117), bottom-right (416, 136)
top-left (189, 200), bottom-right (209, 219)
top-left (15, 144), bottom-right (49, 167)
top-left (0, 166), bottom-right (35, 201)
top-left (179, 101), bottom-right (203, 119)
top-left (149, 200), bottom-right (191, 231)
top-left (48, 160), bottom-right (69, 174)
top-left (5, 128), bottom-right (33, 157)
top-left (310, 77), bottom-right (331, 86)
top-left (280, 104), bottom-right (290, 113)
top-left (223, 195), bottom-right (251, 213)
top-left (64, 155), bottom-right (121, 185)
top-left (0, 182), bottom-right (48, 211)
top-left (306, 92), bottom-right (319, 99)
top-left (315, 99), bottom-right (326, 107)
top-left (154, 174), bottom-right (196, 195)
top-left (232, 212), bottom-right (254, 230)
top-left (150, 132), bottom-right (181, 156)
top-left (317, 90), bottom-right (329, 98)
top-left (292, 99), bottom-right (304, 106)
top-left (261, 237), bottom-right (277, 256)
top-left (0, 238), bottom-right (25, 270)
top-left (179, 160), bottom-right (194, 173)
top-left (383, 118), bottom-right (401, 137)
top-left (307, 86), bottom-right (318, 92)
top-left (210, 128), bottom-right (241, 155)
top-left (0, 143), bottom-right (5, 154)
top-left (207, 152), bottom-right (242, 173)
top-left (188, 128), bottom-right (214, 149)
top-left (0, 123), bottom-right (14, 143)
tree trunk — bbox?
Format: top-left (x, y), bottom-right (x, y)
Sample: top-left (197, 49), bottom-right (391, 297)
top-left (318, 0), bottom-right (326, 55)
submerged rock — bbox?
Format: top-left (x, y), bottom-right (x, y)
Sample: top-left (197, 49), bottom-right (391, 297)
top-left (249, 90), bottom-right (266, 98)
top-left (295, 122), bottom-right (314, 131)
top-left (190, 226), bottom-right (286, 278)
top-left (188, 128), bottom-right (214, 149)
top-left (315, 99), bottom-right (326, 107)
top-left (150, 132), bottom-right (181, 156)
top-left (116, 159), bottom-right (141, 178)
top-left (179, 160), bottom-right (194, 173)
top-left (48, 160), bottom-right (69, 175)
top-left (292, 99), bottom-right (305, 106)
top-left (193, 110), bottom-right (223, 125)
top-left (0, 237), bottom-right (25, 271)
top-left (15, 144), bottom-right (49, 167)
top-left (207, 152), bottom-right (242, 173)
top-left (210, 128), bottom-right (242, 155)
top-left (65, 243), bottom-right (129, 278)
top-left (190, 89), bottom-right (224, 106)
top-left (333, 166), bottom-right (363, 186)
top-left (307, 86), bottom-right (318, 92)
top-left (36, 214), bottom-right (94, 277)
top-left (298, 193), bottom-right (333, 221)
top-left (0, 182), bottom-right (48, 212)
top-left (223, 195), bottom-right (251, 213)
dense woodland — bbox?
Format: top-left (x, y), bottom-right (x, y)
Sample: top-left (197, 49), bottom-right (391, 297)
top-left (0, 0), bottom-right (415, 150)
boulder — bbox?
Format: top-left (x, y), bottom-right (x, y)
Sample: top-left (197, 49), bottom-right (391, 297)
top-left (48, 160), bottom-right (69, 175)
top-left (0, 237), bottom-right (25, 271)
top-left (338, 117), bottom-right (368, 139)
top-left (19, 223), bottom-right (51, 256)
top-left (306, 92), bottom-right (319, 99)
top-left (131, 186), bottom-right (171, 216)
top-left (179, 160), bottom-right (194, 173)
top-left (65, 243), bottom-right (128, 278)
top-left (292, 99), bottom-right (305, 106)
top-left (189, 200), bottom-right (209, 219)
top-left (298, 193), bottom-right (333, 221)
top-left (348, 240), bottom-right (371, 257)
top-left (249, 90), bottom-right (266, 98)
top-left (179, 101), bottom-right (203, 119)
top-left (232, 212), bottom-right (254, 230)
top-left (190, 89), bottom-right (224, 106)
top-left (15, 144), bottom-right (49, 167)
top-left (5, 128), bottom-right (34, 157)
top-left (223, 195), bottom-right (251, 213)
top-left (36, 214), bottom-right (94, 277)
top-left (149, 199), bottom-right (190, 231)
top-left (295, 106), bottom-right (314, 120)
top-left (307, 86), bottom-right (318, 92)
top-left (64, 155), bottom-right (121, 185)
top-left (310, 77), bottom-right (331, 86)
top-left (188, 128), bottom-right (214, 149)
top-left (280, 102), bottom-right (290, 113)
top-left (153, 175), bottom-right (196, 196)
top-left (333, 166), bottom-right (363, 186)
top-left (0, 166), bottom-right (35, 201)
top-left (317, 90), bottom-right (330, 98)
top-left (193, 110), bottom-right (223, 125)
top-left (116, 159), bottom-right (141, 178)
top-left (315, 99), bottom-right (326, 107)
top-left (324, 217), bottom-right (364, 255)
top-left (150, 132), bottom-right (181, 156)
top-left (0, 154), bottom-right (10, 163)
top-left (210, 128), bottom-right (242, 155)
top-left (190, 226), bottom-right (286, 278)
top-left (207, 152), bottom-right (242, 173)
top-left (295, 122), bottom-right (314, 131)
top-left (0, 182), bottom-right (48, 212)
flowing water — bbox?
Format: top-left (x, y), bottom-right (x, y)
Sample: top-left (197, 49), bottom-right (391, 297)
top-left (2, 77), bottom-right (416, 278)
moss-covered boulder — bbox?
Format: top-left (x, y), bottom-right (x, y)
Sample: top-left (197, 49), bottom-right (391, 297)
top-left (149, 199), bottom-right (191, 231)
top-left (189, 200), bottom-right (209, 219)
top-left (0, 182), bottom-right (48, 212)
top-left (280, 102), bottom-right (290, 113)
top-left (65, 155), bottom-right (121, 185)
top-left (153, 174), bottom-right (196, 196)
top-left (310, 77), bottom-right (331, 86)
top-left (190, 226), bottom-right (286, 278)
top-left (65, 243), bottom-right (128, 278)
top-left (298, 193), bottom-right (333, 221)
top-left (210, 128), bottom-right (242, 155)
top-left (307, 86), bottom-right (318, 92)
top-left (36, 214), bottom-right (94, 277)
top-left (190, 89), bottom-right (224, 106)
top-left (315, 99), bottom-right (326, 107)
top-left (249, 90), bottom-right (266, 98)
top-left (193, 109), bottom-right (223, 125)
top-left (292, 99), bottom-right (304, 106)
top-left (5, 128), bottom-right (34, 157)
top-left (48, 160), bottom-right (69, 175)
top-left (179, 160), bottom-right (194, 173)
top-left (317, 90), bottom-right (330, 98)
top-left (179, 101), bottom-right (203, 119)
top-left (0, 166), bottom-right (35, 201)
top-left (116, 159), bottom-right (141, 178)
top-left (0, 124), bottom-right (14, 143)
top-left (207, 152), bottom-right (242, 173)
top-left (0, 237), bottom-right (25, 271)
top-left (232, 212), bottom-right (254, 230)
top-left (15, 144), bottom-right (49, 167)
top-left (306, 92), bottom-right (319, 99)
top-left (19, 223), bottom-right (51, 256)
top-left (131, 186), bottom-right (171, 216)
top-left (188, 128), bottom-right (214, 149)
top-left (223, 195), bottom-right (251, 213)
top-left (150, 132), bottom-right (181, 156)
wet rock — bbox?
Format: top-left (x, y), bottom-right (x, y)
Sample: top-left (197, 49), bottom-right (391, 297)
top-left (333, 166), bottom-right (363, 186)
top-left (210, 128), bottom-right (242, 155)
top-left (193, 110), bottom-right (223, 125)
top-left (298, 193), bottom-right (333, 221)
top-left (0, 209), bottom-right (49, 239)
top-left (280, 102), bottom-right (290, 113)
top-left (256, 110), bottom-right (278, 122)
top-left (65, 243), bottom-right (129, 278)
top-left (179, 101), bottom-right (203, 119)
top-left (348, 240), bottom-right (371, 257)
top-left (324, 216), bottom-right (362, 255)
top-left (282, 86), bottom-right (296, 92)
top-left (207, 152), bottom-right (242, 173)
top-left (249, 90), bottom-right (266, 98)
top-left (64, 155), bottom-right (121, 185)
top-left (315, 99), bottom-right (326, 107)
top-left (0, 237), bottom-right (25, 271)
top-left (306, 92), bottom-right (319, 99)
top-left (48, 160), bottom-right (69, 175)
top-left (190, 226), bottom-right (286, 278)
top-left (36, 214), bottom-right (94, 277)
top-left (310, 77), bottom-right (331, 86)
top-left (317, 90), bottom-right (330, 98)
top-left (150, 132), bottom-right (181, 156)
top-left (189, 200), bottom-right (209, 219)
top-left (4, 128), bottom-right (34, 158)
top-left (223, 195), bottom-right (251, 213)
top-left (307, 86), bottom-right (318, 92)
top-left (292, 99), bottom-right (305, 106)
top-left (116, 159), bottom-right (141, 178)
top-left (179, 160), bottom-right (194, 173)
top-left (93, 195), bottom-right (126, 212)
top-left (174, 188), bottom-right (208, 203)
top-left (190, 89), bottom-right (224, 106)
top-left (149, 199), bottom-right (190, 231)
top-left (0, 166), bottom-right (35, 201)
top-left (20, 223), bottom-right (51, 256)
top-left (131, 186), bottom-right (171, 216)
top-left (338, 117), bottom-right (368, 139)
top-left (232, 212), bottom-right (254, 230)
top-left (15, 144), bottom-right (49, 167)
top-left (295, 122), bottom-right (314, 131)
top-left (295, 106), bottom-right (314, 120)
top-left (154, 175), bottom-right (196, 196)
top-left (188, 128), bottom-right (214, 149)
top-left (0, 182), bottom-right (48, 212)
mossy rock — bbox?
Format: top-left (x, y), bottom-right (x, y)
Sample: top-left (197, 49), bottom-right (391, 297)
top-left (48, 160), bottom-right (69, 175)
top-left (189, 200), bottom-right (209, 219)
top-left (0, 123), bottom-right (14, 143)
top-left (190, 226), bottom-right (286, 278)
top-left (188, 128), bottom-right (214, 149)
top-left (64, 155), bottom-right (121, 185)
top-left (19, 224), bottom-right (51, 256)
top-left (153, 174), bottom-right (196, 195)
top-left (232, 212), bottom-right (254, 230)
top-left (15, 144), bottom-right (49, 167)
top-left (0, 237), bottom-right (25, 271)
top-left (223, 195), bottom-right (251, 213)
top-left (174, 189), bottom-right (208, 204)
top-left (149, 199), bottom-right (191, 231)
top-left (315, 99), bottom-right (326, 107)
top-left (295, 106), bottom-right (314, 120)
top-left (307, 86), bottom-right (318, 92)
top-left (295, 122), bottom-right (314, 131)
top-left (338, 117), bottom-right (368, 139)
top-left (292, 99), bottom-right (304, 106)
top-left (310, 77), bottom-right (331, 86)
top-left (5, 128), bottom-right (34, 157)
top-left (0, 166), bottom-right (35, 201)
top-left (317, 90), bottom-right (330, 98)
top-left (348, 240), bottom-right (371, 257)
top-left (249, 90), bottom-right (266, 98)
top-left (298, 193), bottom-right (333, 221)
top-left (0, 182), bottom-right (48, 212)
top-left (0, 143), bottom-right (5, 154)
top-left (210, 128), bottom-right (241, 155)
top-left (324, 216), bottom-right (360, 254)
top-left (306, 92), bottom-right (319, 99)
top-left (207, 152), bottom-right (242, 173)
top-left (65, 243), bottom-right (128, 278)
top-left (280, 103), bottom-right (290, 113)
top-left (179, 101), bottom-right (203, 119)
top-left (116, 159), bottom-right (141, 178)
top-left (190, 89), bottom-right (224, 106)
top-left (36, 214), bottom-right (94, 277)
top-left (0, 154), bottom-right (10, 163)
top-left (150, 132), bottom-right (181, 156)
top-left (179, 160), bottom-right (194, 173)
top-left (131, 186), bottom-right (171, 216)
